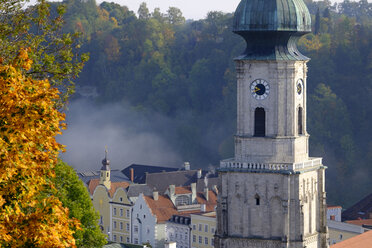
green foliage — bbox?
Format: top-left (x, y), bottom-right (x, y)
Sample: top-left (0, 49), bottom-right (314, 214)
top-left (0, 0), bottom-right (89, 105)
top-left (53, 160), bottom-right (107, 248)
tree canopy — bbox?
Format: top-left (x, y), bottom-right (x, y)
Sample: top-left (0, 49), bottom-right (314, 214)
top-left (0, 48), bottom-right (79, 247)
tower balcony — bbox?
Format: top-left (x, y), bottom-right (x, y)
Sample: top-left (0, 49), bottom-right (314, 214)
top-left (219, 157), bottom-right (323, 174)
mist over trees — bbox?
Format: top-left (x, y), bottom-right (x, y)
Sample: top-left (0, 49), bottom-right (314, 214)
top-left (57, 0), bottom-right (372, 207)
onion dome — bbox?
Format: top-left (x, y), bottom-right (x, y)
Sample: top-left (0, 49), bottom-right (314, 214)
top-left (101, 148), bottom-right (110, 171)
top-left (233, 0), bottom-right (311, 60)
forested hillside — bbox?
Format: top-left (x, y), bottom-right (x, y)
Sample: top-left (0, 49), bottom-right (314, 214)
top-left (56, 0), bottom-right (372, 207)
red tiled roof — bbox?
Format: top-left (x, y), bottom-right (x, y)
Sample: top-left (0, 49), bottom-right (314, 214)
top-left (144, 195), bottom-right (178, 223)
top-left (88, 178), bottom-right (100, 195)
top-left (331, 230), bottom-right (372, 248)
top-left (196, 191), bottom-right (217, 212)
top-left (346, 219), bottom-right (372, 227)
top-left (88, 179), bottom-right (130, 198)
top-left (328, 205), bottom-right (342, 209)
top-left (175, 186), bottom-right (192, 194)
top-left (143, 190), bottom-right (218, 224)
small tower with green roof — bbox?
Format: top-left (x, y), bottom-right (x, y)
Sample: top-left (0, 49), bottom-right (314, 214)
top-left (215, 0), bottom-right (329, 247)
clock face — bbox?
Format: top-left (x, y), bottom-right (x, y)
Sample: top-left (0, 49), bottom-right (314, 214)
top-left (251, 79), bottom-right (269, 100)
top-left (296, 79), bottom-right (303, 97)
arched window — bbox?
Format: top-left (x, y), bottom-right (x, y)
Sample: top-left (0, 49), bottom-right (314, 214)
top-left (254, 108), bottom-right (265, 137)
top-left (255, 194), bottom-right (260, 205)
top-left (298, 107), bottom-right (303, 135)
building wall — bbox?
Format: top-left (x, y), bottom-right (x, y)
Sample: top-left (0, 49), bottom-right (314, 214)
top-left (111, 188), bottom-right (132, 243)
top-left (327, 220), bottom-right (364, 246)
top-left (327, 207), bottom-right (342, 222)
top-left (132, 194), bottom-right (156, 247)
top-left (216, 168), bottom-right (328, 248)
top-left (166, 222), bottom-right (191, 248)
top-left (92, 185), bottom-right (111, 238)
top-left (191, 214), bottom-right (216, 248)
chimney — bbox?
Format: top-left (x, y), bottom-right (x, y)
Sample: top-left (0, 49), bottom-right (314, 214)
top-left (212, 185), bottom-right (218, 195)
top-left (191, 183), bottom-right (197, 203)
top-left (204, 187), bottom-right (209, 201)
top-left (169, 185), bottom-right (175, 197)
top-left (201, 204), bottom-right (206, 212)
top-left (184, 162), bottom-right (190, 170)
top-left (197, 169), bottom-right (202, 179)
top-left (130, 168), bottom-right (134, 182)
top-left (153, 191), bottom-right (159, 201)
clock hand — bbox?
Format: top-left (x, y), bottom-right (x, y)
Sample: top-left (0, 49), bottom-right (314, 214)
top-left (254, 87), bottom-right (260, 92)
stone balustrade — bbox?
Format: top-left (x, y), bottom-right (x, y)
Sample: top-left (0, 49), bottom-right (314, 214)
top-left (220, 157), bottom-right (322, 172)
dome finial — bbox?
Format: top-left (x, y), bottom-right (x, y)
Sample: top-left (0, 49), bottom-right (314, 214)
top-left (101, 146), bottom-right (110, 170)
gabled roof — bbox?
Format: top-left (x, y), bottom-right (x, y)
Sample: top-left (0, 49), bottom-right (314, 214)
top-left (342, 193), bottom-right (372, 221)
top-left (146, 170), bottom-right (199, 193)
top-left (331, 230), bottom-right (372, 248)
top-left (89, 179), bottom-right (130, 198)
top-left (122, 164), bottom-right (178, 184)
top-left (127, 184), bottom-right (153, 198)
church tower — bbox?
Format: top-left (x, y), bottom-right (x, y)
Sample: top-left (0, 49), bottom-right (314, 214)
top-left (215, 0), bottom-right (329, 247)
top-left (99, 149), bottom-right (111, 190)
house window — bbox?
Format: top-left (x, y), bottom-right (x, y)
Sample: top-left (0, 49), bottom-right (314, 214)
top-left (147, 226), bottom-right (150, 234)
top-left (339, 234), bottom-right (343, 240)
top-left (126, 209), bottom-right (130, 218)
top-left (134, 238), bottom-right (138, 244)
top-left (212, 238), bottom-right (214, 246)
top-left (113, 221), bottom-right (117, 229)
top-left (199, 236), bottom-right (202, 244)
top-left (126, 223), bottom-right (130, 231)
top-left (205, 237), bottom-right (208, 245)
top-left (120, 197), bottom-right (123, 202)
top-left (120, 222), bottom-right (123, 230)
top-left (193, 235), bottom-right (196, 243)
top-left (134, 225), bottom-right (138, 234)
top-left (254, 107), bottom-right (265, 137)
top-left (120, 208), bottom-right (123, 217)
top-left (99, 215), bottom-right (103, 225)
top-left (192, 224), bottom-right (196, 230)
top-left (113, 208), bottom-right (117, 216)
top-left (204, 224), bottom-right (208, 232)
top-left (298, 107), bottom-right (303, 135)
top-left (113, 235), bottom-right (116, 241)
top-left (120, 236), bottom-right (123, 242)
top-left (211, 227), bottom-right (215, 234)
top-left (199, 224), bottom-right (202, 231)
top-left (106, 172), bottom-right (109, 177)
top-left (126, 237), bottom-right (130, 243)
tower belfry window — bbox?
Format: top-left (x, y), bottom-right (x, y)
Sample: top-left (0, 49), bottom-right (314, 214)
top-left (254, 108), bottom-right (265, 137)
top-left (255, 194), bottom-right (260, 205)
top-left (298, 107), bottom-right (303, 135)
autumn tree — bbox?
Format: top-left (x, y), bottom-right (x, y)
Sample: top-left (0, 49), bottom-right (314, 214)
top-left (0, 49), bottom-right (79, 247)
top-left (0, 0), bottom-right (89, 104)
